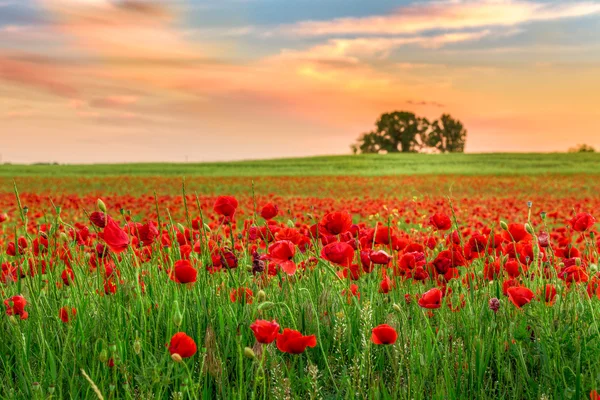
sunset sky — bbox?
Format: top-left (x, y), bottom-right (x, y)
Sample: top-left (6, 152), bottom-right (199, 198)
top-left (1, 0), bottom-right (599, 163)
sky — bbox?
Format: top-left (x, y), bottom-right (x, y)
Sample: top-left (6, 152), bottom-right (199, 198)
top-left (0, 0), bottom-right (599, 163)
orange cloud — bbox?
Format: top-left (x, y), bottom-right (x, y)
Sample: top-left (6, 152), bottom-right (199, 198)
top-left (0, 55), bottom-right (78, 97)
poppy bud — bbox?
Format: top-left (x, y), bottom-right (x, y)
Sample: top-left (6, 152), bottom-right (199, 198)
top-left (525, 223), bottom-right (534, 235)
top-left (392, 304), bottom-right (401, 313)
top-left (576, 258), bottom-right (581, 267)
top-left (177, 223), bottom-right (185, 233)
top-left (97, 199), bottom-right (107, 213)
top-left (243, 347), bottom-right (256, 359)
top-left (99, 349), bottom-right (108, 362)
top-left (133, 338), bottom-right (142, 355)
top-left (173, 301), bottom-right (183, 327)
top-left (489, 298), bottom-right (500, 313)
top-left (171, 353), bottom-right (183, 363)
top-left (59, 232), bottom-right (69, 243)
top-left (287, 220), bottom-right (294, 228)
top-left (203, 224), bottom-right (211, 232)
top-left (257, 290), bottom-right (266, 303)
top-left (9, 316), bottom-right (17, 325)
top-left (109, 343), bottom-right (117, 352)
top-left (258, 301), bottom-right (275, 311)
top-left (500, 221), bottom-right (508, 231)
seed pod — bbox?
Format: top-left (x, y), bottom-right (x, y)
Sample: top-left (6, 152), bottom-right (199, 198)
top-left (257, 290), bottom-right (266, 303)
top-left (97, 199), bottom-right (107, 213)
top-left (243, 347), bottom-right (256, 359)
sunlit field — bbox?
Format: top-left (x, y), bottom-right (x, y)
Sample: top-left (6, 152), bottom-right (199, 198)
top-left (1, 154), bottom-right (599, 399)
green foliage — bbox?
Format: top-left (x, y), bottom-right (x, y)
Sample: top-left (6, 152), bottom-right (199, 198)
top-left (427, 114), bottom-right (467, 153)
top-left (353, 111), bottom-right (467, 154)
top-left (569, 144), bottom-right (596, 153)
top-left (2, 153), bottom-right (600, 178)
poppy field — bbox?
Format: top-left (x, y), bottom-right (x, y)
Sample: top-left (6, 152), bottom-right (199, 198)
top-left (1, 161), bottom-right (600, 399)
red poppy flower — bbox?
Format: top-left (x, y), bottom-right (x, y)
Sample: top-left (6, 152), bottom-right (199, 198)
top-left (379, 275), bottom-right (393, 294)
top-left (321, 242), bottom-right (354, 267)
top-left (4, 295), bottom-right (28, 320)
top-left (172, 260), bottom-right (197, 284)
top-left (430, 213), bottom-right (452, 230)
top-left (504, 259), bottom-right (522, 278)
top-left (230, 287), bottom-right (253, 304)
top-left (502, 223), bottom-right (531, 243)
top-left (342, 284), bottom-right (360, 302)
top-left (369, 250), bottom-right (391, 265)
top-left (137, 221), bottom-right (159, 246)
top-left (268, 240), bottom-right (296, 275)
top-left (540, 284), bottom-right (557, 305)
top-left (168, 332), bottom-right (197, 358)
top-left (89, 212), bottom-right (108, 228)
top-left (320, 211), bottom-right (352, 235)
top-left (61, 268), bottom-right (75, 286)
top-left (507, 286), bottom-right (534, 308)
top-left (569, 213), bottom-right (595, 232)
top-left (260, 203), bottom-right (279, 220)
top-left (250, 319), bottom-right (280, 344)
top-left (371, 324), bottom-right (398, 345)
top-left (418, 288), bottom-right (443, 309)
top-left (276, 328), bottom-right (317, 354)
top-left (59, 306), bottom-right (77, 323)
top-left (102, 219), bottom-right (130, 253)
top-left (213, 196), bottom-right (238, 218)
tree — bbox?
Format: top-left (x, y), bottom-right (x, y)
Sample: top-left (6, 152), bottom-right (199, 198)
top-left (568, 144), bottom-right (596, 153)
top-left (352, 111), bottom-right (467, 154)
top-left (351, 111), bottom-right (430, 154)
top-left (426, 114), bottom-right (467, 153)
top-left (351, 131), bottom-right (381, 154)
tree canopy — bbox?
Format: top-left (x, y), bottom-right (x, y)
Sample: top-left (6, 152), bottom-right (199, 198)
top-left (352, 111), bottom-right (467, 154)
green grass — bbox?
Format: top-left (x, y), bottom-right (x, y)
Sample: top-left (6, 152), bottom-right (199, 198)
top-left (1, 153), bottom-right (600, 177)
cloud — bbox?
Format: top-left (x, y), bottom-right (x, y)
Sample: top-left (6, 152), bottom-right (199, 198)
top-left (279, 0), bottom-right (600, 37)
top-left (89, 95), bottom-right (138, 108)
top-left (273, 30), bottom-right (492, 65)
top-left (0, 55), bottom-right (78, 97)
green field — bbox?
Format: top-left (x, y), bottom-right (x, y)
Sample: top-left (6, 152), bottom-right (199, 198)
top-left (1, 153), bottom-right (599, 177)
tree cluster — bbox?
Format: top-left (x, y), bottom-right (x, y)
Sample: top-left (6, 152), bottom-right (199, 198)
top-left (351, 111), bottom-right (467, 154)
top-left (568, 144), bottom-right (596, 153)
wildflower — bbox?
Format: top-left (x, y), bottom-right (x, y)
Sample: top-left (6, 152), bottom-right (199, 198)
top-left (59, 306), bottom-right (77, 323)
top-left (250, 319), bottom-right (280, 344)
top-left (507, 286), bottom-right (534, 308)
top-left (489, 298), bottom-right (500, 313)
top-left (260, 203), bottom-right (279, 220)
top-left (276, 328), bottom-right (317, 354)
top-left (418, 288), bottom-right (443, 309)
top-left (569, 213), bottom-right (596, 232)
top-left (430, 213), bottom-right (452, 230)
top-left (4, 295), bottom-right (29, 319)
top-left (371, 324), bottom-right (398, 345)
top-left (213, 196), bottom-right (238, 218)
top-left (168, 332), bottom-right (197, 359)
top-left (171, 260), bottom-right (197, 284)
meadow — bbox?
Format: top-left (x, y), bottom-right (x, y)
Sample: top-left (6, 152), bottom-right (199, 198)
top-left (0, 154), bottom-right (599, 399)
